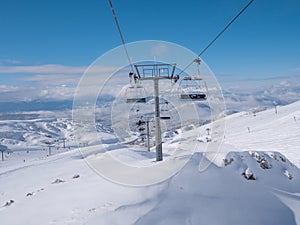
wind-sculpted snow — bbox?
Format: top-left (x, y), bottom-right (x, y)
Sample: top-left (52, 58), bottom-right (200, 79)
top-left (84, 151), bottom-right (300, 225)
top-left (124, 152), bottom-right (299, 225)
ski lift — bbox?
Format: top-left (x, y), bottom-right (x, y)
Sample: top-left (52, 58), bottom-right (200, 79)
top-left (180, 77), bottom-right (207, 101)
top-left (136, 119), bottom-right (145, 126)
top-left (179, 76), bottom-right (207, 101)
top-left (125, 85), bottom-right (147, 103)
top-left (180, 91), bottom-right (207, 100)
top-left (136, 112), bottom-right (146, 126)
top-left (138, 126), bottom-right (146, 132)
top-left (134, 107), bottom-right (146, 133)
top-left (137, 119), bottom-right (146, 140)
top-left (160, 100), bottom-right (171, 120)
top-left (179, 58), bottom-right (207, 101)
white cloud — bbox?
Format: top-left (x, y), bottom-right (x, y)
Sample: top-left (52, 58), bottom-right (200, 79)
top-left (0, 64), bottom-right (117, 75)
top-left (38, 85), bottom-right (76, 100)
top-left (0, 59), bottom-right (22, 66)
top-left (0, 84), bottom-right (20, 93)
top-left (0, 84), bottom-right (76, 102)
top-left (0, 64), bottom-right (123, 102)
top-left (0, 64), bottom-right (85, 74)
top-left (17, 74), bottom-right (81, 86)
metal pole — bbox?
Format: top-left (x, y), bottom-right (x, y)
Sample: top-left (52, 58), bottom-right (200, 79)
top-left (154, 78), bottom-right (163, 161)
top-left (146, 120), bottom-right (150, 152)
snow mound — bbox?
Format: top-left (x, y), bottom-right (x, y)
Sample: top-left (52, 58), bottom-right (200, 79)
top-left (93, 152), bottom-right (300, 225)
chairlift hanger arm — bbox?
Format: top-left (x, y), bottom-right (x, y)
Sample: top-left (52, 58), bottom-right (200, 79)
top-left (134, 65), bottom-right (141, 78)
top-left (170, 63), bottom-right (176, 79)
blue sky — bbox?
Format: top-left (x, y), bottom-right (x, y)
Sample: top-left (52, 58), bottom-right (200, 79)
top-left (0, 0), bottom-right (300, 99)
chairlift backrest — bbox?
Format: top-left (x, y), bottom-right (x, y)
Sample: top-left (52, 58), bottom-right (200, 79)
top-left (179, 76), bottom-right (207, 101)
top-left (125, 85), bottom-right (147, 103)
top-left (180, 93), bottom-right (206, 101)
top-left (160, 100), bottom-right (171, 120)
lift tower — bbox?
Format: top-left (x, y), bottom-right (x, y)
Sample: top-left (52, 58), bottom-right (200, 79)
top-left (132, 63), bottom-right (177, 161)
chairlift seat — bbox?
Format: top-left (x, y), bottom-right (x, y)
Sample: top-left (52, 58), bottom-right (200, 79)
top-left (183, 76), bottom-right (202, 81)
top-left (180, 93), bottom-right (206, 100)
top-left (138, 127), bottom-right (146, 131)
top-left (126, 97), bottom-right (146, 103)
top-left (125, 85), bottom-right (147, 103)
top-left (136, 120), bottom-right (146, 126)
top-left (160, 116), bottom-right (171, 120)
top-left (160, 100), bottom-right (171, 120)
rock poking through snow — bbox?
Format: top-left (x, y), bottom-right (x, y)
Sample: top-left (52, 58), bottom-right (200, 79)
top-left (4, 200), bottom-right (14, 207)
top-left (260, 159), bottom-right (271, 169)
top-left (223, 157), bottom-right (234, 166)
top-left (26, 192), bottom-right (34, 197)
top-left (243, 168), bottom-right (256, 180)
top-left (284, 170), bottom-right (293, 180)
top-left (72, 174), bottom-right (80, 179)
top-left (52, 178), bottom-right (65, 184)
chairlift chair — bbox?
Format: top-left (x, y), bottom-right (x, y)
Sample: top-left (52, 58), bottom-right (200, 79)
top-left (180, 92), bottom-right (207, 100)
top-left (138, 126), bottom-right (146, 132)
top-left (136, 119), bottom-right (146, 126)
top-left (125, 85), bottom-right (147, 103)
top-left (160, 100), bottom-right (171, 120)
top-left (179, 76), bottom-right (207, 101)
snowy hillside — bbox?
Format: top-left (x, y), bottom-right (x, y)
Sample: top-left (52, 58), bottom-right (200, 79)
top-left (0, 111), bottom-right (75, 151)
top-left (0, 101), bottom-right (300, 225)
top-left (224, 100), bottom-right (300, 167)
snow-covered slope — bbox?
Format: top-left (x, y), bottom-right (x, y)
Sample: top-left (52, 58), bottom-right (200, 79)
top-left (0, 111), bottom-right (75, 151)
top-left (0, 101), bottom-right (300, 225)
top-left (224, 100), bottom-right (300, 167)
